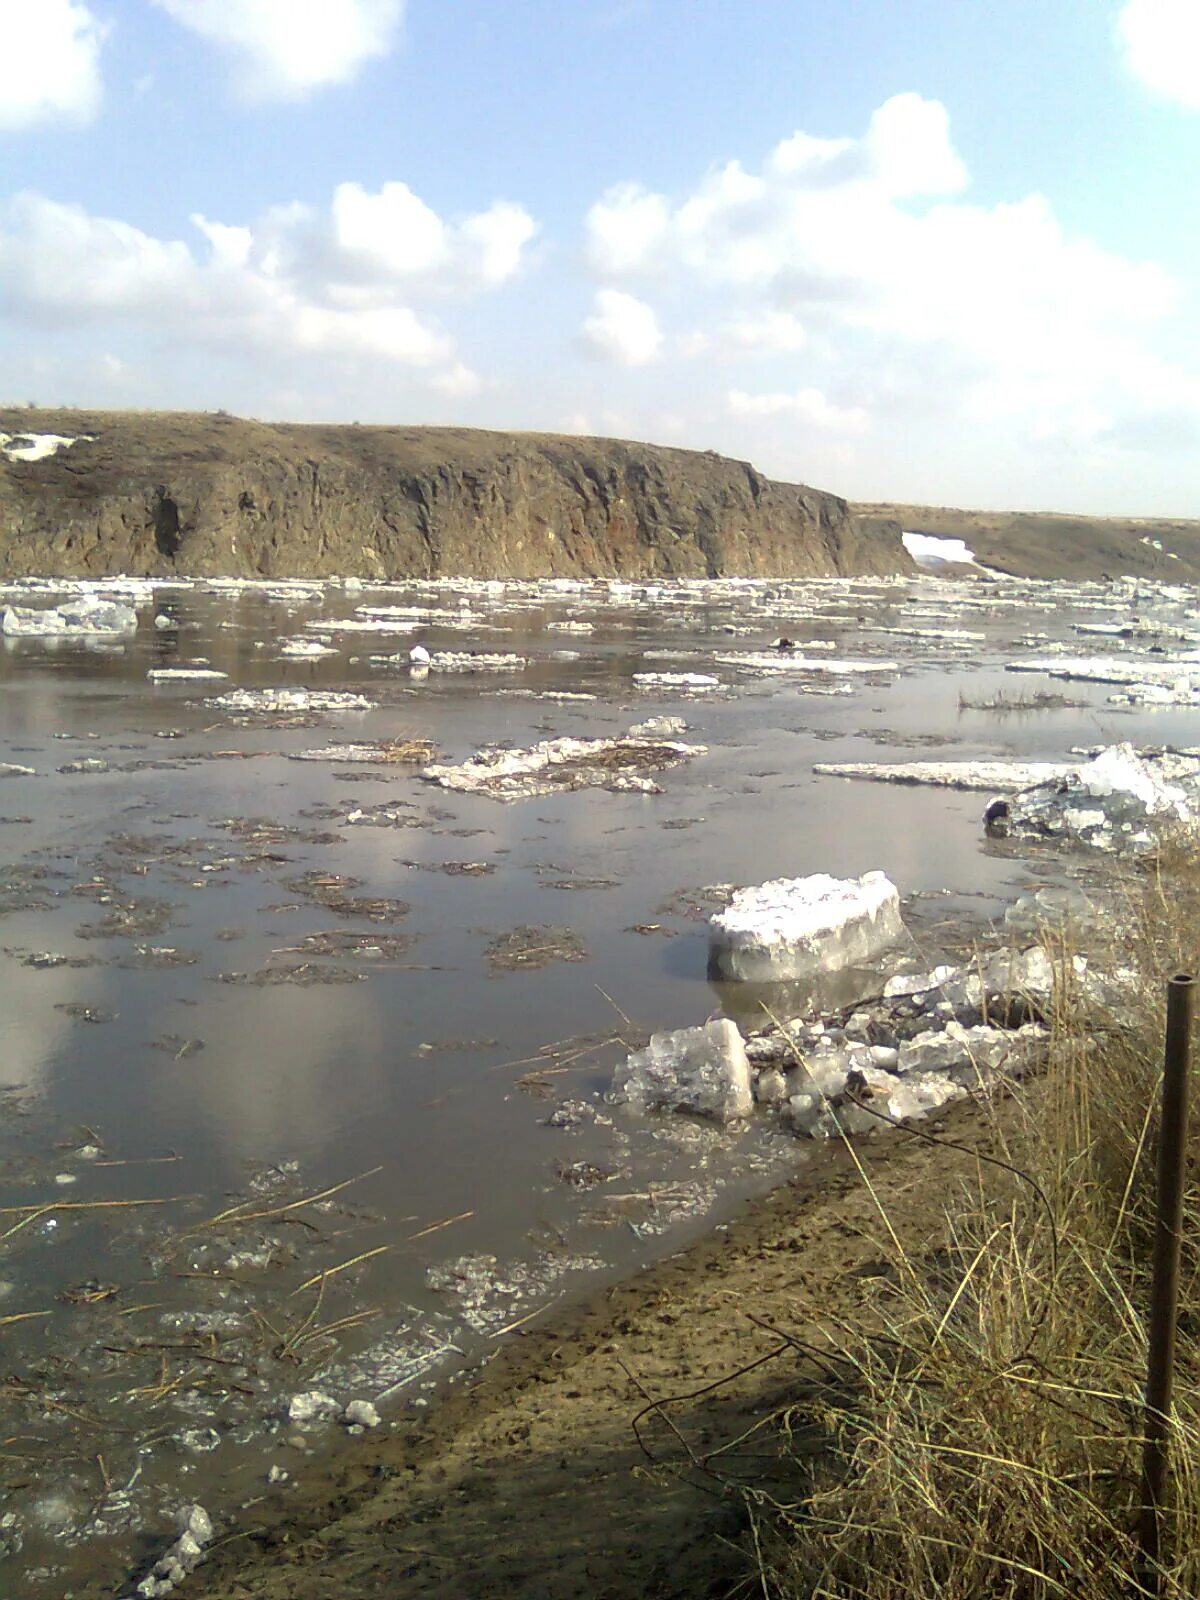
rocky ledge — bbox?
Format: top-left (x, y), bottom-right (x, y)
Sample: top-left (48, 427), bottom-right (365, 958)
top-left (0, 409), bottom-right (911, 581)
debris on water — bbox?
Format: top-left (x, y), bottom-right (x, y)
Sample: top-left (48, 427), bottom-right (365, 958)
top-left (402, 858), bottom-right (494, 876)
top-left (613, 1018), bottom-right (753, 1123)
top-left (59, 757), bottom-right (110, 775)
top-left (423, 731), bottom-right (704, 802)
top-left (148, 1034), bottom-right (205, 1058)
top-left (217, 963), bottom-right (367, 986)
top-left (288, 738), bottom-right (436, 764)
top-left (54, 1002), bottom-right (116, 1024)
top-left (485, 925), bottom-right (587, 972)
top-left (709, 870), bottom-right (905, 982)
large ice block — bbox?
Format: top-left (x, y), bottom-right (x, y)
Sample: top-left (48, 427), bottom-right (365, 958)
top-left (708, 870), bottom-right (904, 983)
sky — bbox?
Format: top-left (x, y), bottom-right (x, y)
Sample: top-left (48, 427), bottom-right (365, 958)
top-left (4, 0), bottom-right (1200, 516)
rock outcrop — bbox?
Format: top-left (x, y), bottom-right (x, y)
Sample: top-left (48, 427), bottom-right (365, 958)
top-left (0, 409), bottom-right (911, 581)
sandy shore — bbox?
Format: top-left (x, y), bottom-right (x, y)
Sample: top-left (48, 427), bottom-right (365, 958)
top-left (149, 1096), bottom-right (1014, 1600)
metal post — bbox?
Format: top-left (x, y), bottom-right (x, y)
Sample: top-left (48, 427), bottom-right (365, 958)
top-left (1136, 972), bottom-right (1195, 1596)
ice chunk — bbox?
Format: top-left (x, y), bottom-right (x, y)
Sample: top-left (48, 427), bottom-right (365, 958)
top-left (2, 598), bottom-right (138, 637)
top-left (628, 716), bottom-right (687, 737)
top-left (409, 644), bottom-right (431, 664)
top-left (709, 870), bottom-right (905, 983)
top-left (988, 742), bottom-right (1192, 848)
top-left (287, 1391), bottom-right (341, 1423)
top-left (632, 671), bottom-right (720, 690)
top-left (343, 1399), bottom-right (381, 1428)
top-left (883, 964), bottom-right (957, 999)
top-left (280, 636), bottom-right (338, 659)
top-left (147, 668), bottom-right (229, 682)
top-left (425, 651), bottom-right (526, 672)
top-left (612, 1017), bottom-right (753, 1123)
top-left (205, 688), bottom-right (374, 714)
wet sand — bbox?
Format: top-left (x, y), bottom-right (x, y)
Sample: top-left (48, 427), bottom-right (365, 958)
top-left (167, 1094), bottom-right (1012, 1600)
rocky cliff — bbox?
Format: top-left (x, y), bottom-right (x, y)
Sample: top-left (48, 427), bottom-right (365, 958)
top-left (0, 409), bottom-right (910, 581)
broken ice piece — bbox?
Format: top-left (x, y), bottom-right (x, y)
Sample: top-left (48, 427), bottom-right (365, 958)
top-left (612, 1017), bottom-right (753, 1123)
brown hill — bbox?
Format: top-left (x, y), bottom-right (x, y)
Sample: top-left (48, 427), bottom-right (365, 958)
top-left (0, 408), bottom-right (909, 581)
top-left (854, 500), bottom-right (1200, 581)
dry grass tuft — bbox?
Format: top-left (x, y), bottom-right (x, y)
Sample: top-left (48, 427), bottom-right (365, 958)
top-left (741, 836), bottom-right (1200, 1599)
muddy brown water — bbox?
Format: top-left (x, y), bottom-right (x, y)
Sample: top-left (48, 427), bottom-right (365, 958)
top-left (0, 573), bottom-right (1191, 1595)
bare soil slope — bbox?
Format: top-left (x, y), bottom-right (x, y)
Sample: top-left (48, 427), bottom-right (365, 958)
top-left (0, 408), bottom-right (908, 581)
top-left (855, 500), bottom-right (1200, 580)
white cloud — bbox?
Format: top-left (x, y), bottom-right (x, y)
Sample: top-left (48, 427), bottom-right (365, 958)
top-left (681, 309), bottom-right (807, 358)
top-left (728, 387), bottom-right (870, 433)
top-left (581, 288), bottom-right (662, 365)
top-left (1119, 0), bottom-right (1200, 109)
top-left (0, 0), bottom-right (104, 131)
top-left (583, 92), bottom-right (1188, 451)
top-left (0, 179), bottom-right (536, 386)
top-left (150, 0), bottom-right (405, 100)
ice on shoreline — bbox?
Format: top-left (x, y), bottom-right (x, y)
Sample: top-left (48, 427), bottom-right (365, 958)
top-left (709, 870), bottom-right (905, 982)
top-left (815, 759), bottom-right (1076, 792)
top-left (613, 1018), bottom-right (753, 1123)
top-left (985, 742), bottom-right (1195, 848)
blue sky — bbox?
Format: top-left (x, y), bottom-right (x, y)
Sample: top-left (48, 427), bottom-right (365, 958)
top-left (4, 0), bottom-right (1200, 515)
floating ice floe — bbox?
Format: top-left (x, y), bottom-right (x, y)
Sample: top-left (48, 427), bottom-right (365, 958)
top-left (984, 742), bottom-right (1196, 849)
top-left (1007, 654), bottom-right (1200, 686)
top-left (709, 870), bottom-right (905, 983)
top-left (714, 652), bottom-right (896, 675)
top-left (424, 651), bottom-right (526, 672)
top-left (204, 688), bottom-right (375, 714)
top-left (1108, 681), bottom-right (1200, 708)
top-left (814, 759), bottom-right (1076, 792)
top-left (632, 671), bottom-right (720, 691)
top-left (612, 1018), bottom-right (753, 1123)
top-left (2, 598), bottom-right (138, 637)
top-left (0, 431), bottom-right (90, 463)
top-left (288, 738), bottom-right (434, 764)
top-left (147, 668), bottom-right (229, 682)
top-left (422, 730), bottom-right (704, 801)
top-left (279, 637), bottom-right (338, 659)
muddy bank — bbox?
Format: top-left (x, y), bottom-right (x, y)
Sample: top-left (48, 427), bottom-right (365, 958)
top-left (159, 1096), bottom-right (1013, 1600)
top-left (0, 410), bottom-right (909, 582)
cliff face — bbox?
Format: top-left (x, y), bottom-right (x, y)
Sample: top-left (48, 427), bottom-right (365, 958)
top-left (0, 409), bottom-right (911, 581)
